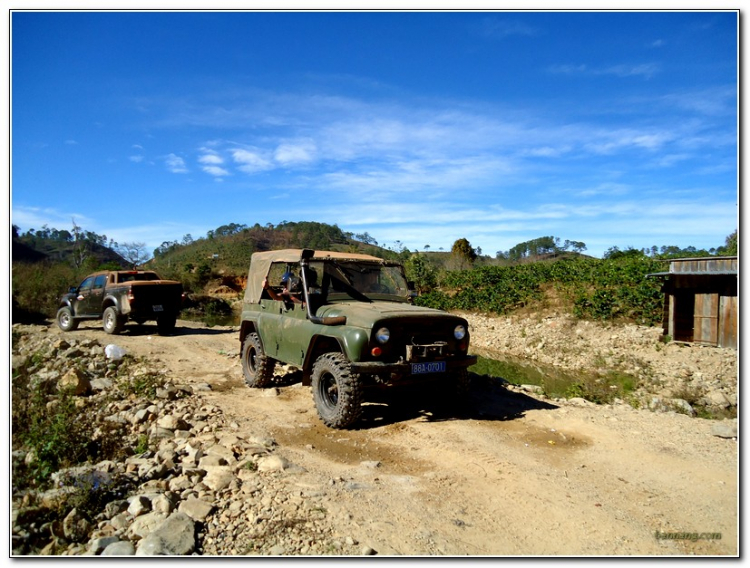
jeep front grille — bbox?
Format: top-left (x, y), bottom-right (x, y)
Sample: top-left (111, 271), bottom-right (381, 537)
top-left (405, 341), bottom-right (447, 361)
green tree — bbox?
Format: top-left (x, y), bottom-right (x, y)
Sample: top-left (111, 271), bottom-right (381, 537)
top-left (719, 230), bottom-right (738, 255)
top-left (404, 253), bottom-right (437, 294)
top-left (449, 238), bottom-right (477, 270)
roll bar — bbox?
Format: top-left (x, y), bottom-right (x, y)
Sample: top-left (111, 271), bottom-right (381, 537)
top-left (300, 249), bottom-right (347, 326)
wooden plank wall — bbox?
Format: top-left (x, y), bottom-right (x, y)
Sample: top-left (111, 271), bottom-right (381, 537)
top-left (693, 293), bottom-right (719, 345)
top-left (719, 295), bottom-right (738, 349)
top-left (671, 257), bottom-right (738, 274)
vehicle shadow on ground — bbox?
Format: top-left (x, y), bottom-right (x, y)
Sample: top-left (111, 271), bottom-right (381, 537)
top-left (355, 373), bottom-right (558, 429)
top-left (115, 324), bottom-right (235, 337)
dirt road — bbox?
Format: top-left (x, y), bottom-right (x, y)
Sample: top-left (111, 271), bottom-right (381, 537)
top-left (46, 318), bottom-right (738, 556)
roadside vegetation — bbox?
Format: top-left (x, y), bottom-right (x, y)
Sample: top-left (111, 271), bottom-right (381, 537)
top-left (12, 221), bottom-right (737, 326)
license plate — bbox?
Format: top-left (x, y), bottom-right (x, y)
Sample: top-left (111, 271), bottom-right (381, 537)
top-left (153, 305), bottom-right (163, 312)
top-left (411, 361), bottom-right (446, 375)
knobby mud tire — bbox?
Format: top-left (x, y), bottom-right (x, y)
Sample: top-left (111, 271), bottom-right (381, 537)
top-left (241, 332), bottom-right (276, 388)
top-left (56, 306), bottom-right (79, 332)
top-left (311, 352), bottom-right (364, 429)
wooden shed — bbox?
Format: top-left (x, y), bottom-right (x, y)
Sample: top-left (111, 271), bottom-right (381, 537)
top-left (648, 257), bottom-right (738, 349)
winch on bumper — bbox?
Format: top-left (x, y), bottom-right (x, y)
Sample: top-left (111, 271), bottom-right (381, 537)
top-left (351, 339), bottom-right (477, 382)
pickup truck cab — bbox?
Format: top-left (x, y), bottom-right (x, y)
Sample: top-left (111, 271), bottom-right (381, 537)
top-left (56, 270), bottom-right (184, 335)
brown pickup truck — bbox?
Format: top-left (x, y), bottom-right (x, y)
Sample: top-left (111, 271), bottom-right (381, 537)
top-left (56, 270), bottom-right (184, 335)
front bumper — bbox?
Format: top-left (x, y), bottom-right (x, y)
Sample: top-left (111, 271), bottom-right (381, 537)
top-left (351, 355), bottom-right (477, 377)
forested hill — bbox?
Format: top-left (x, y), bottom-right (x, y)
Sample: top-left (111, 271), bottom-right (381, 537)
top-left (149, 221), bottom-right (394, 275)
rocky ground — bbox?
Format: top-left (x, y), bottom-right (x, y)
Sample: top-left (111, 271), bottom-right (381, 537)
top-left (463, 312), bottom-right (738, 416)
top-left (9, 313), bottom-right (739, 556)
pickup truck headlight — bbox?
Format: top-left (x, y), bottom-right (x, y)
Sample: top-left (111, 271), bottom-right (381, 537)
top-left (454, 325), bottom-right (467, 340)
top-left (375, 327), bottom-right (390, 344)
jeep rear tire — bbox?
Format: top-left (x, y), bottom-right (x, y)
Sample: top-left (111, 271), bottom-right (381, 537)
top-left (242, 332), bottom-right (276, 387)
top-left (311, 352), bottom-right (363, 429)
top-left (103, 306), bottom-right (124, 335)
top-left (56, 306), bottom-right (79, 332)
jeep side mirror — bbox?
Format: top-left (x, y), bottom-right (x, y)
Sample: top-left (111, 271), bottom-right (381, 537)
top-left (69, 286), bottom-right (77, 294)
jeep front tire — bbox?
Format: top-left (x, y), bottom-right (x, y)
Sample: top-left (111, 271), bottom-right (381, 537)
top-left (311, 352), bottom-right (363, 429)
top-left (241, 332), bottom-right (276, 388)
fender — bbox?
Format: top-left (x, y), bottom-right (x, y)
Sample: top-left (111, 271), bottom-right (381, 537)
top-left (102, 293), bottom-right (127, 315)
top-left (58, 295), bottom-right (75, 312)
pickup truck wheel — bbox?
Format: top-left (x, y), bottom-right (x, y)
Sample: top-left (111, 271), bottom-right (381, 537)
top-left (242, 332), bottom-right (275, 387)
top-left (102, 306), bottom-right (124, 335)
top-left (56, 306), bottom-right (79, 332)
top-left (156, 315), bottom-right (177, 335)
top-left (311, 352), bottom-right (363, 429)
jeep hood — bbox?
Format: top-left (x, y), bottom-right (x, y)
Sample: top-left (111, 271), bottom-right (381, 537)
top-left (315, 301), bottom-right (465, 328)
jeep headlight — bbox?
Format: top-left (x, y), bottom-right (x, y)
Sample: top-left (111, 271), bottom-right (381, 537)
top-left (375, 327), bottom-right (390, 344)
top-left (454, 325), bottom-right (467, 340)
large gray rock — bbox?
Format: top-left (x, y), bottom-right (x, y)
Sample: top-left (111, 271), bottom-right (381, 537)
top-left (62, 508), bottom-right (91, 543)
top-left (135, 512), bottom-right (196, 556)
top-left (711, 421), bottom-right (738, 439)
top-left (128, 511), bottom-right (169, 540)
top-left (101, 540), bottom-right (136, 556)
top-left (178, 497), bottom-right (215, 522)
top-left (87, 536), bottom-right (120, 555)
top-left (202, 467), bottom-right (234, 491)
top-left (128, 495), bottom-right (152, 517)
top-left (670, 398), bottom-right (695, 416)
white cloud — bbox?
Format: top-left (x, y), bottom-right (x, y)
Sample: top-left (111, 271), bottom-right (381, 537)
top-left (129, 155), bottom-right (144, 163)
top-left (231, 148), bottom-right (273, 173)
top-left (165, 153), bottom-right (188, 173)
top-left (202, 165), bottom-right (230, 177)
top-left (12, 205), bottom-right (94, 231)
top-left (198, 153), bottom-right (224, 165)
top-left (274, 141), bottom-right (316, 166)
top-left (603, 63), bottom-right (659, 79)
top-left (549, 62), bottom-right (659, 79)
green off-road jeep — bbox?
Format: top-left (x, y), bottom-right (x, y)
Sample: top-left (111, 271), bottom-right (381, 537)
top-left (239, 249), bottom-right (477, 428)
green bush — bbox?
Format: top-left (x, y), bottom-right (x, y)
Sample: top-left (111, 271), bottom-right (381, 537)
top-left (416, 256), bottom-right (665, 325)
top-left (12, 262), bottom-right (80, 321)
top-left (12, 368), bottom-right (95, 486)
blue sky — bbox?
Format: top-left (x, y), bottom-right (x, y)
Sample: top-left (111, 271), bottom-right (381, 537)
top-left (11, 10), bottom-right (738, 258)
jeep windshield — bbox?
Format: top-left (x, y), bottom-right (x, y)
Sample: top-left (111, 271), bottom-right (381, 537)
top-left (316, 261), bottom-right (411, 302)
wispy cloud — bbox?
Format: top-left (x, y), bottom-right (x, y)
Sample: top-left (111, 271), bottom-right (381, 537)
top-left (165, 153), bottom-right (188, 173)
top-left (202, 165), bottom-right (230, 177)
top-left (549, 62), bottom-right (659, 78)
top-left (12, 205), bottom-right (94, 231)
top-left (231, 148), bottom-right (273, 173)
top-left (198, 152), bottom-right (223, 164)
top-left (274, 141), bottom-right (316, 166)
top-left (479, 17), bottom-right (539, 39)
